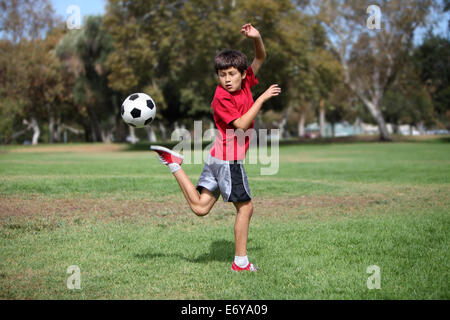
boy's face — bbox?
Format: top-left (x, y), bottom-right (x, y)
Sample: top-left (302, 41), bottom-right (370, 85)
top-left (217, 67), bottom-right (246, 93)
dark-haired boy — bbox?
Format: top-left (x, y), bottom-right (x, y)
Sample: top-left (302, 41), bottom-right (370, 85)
top-left (151, 23), bottom-right (281, 272)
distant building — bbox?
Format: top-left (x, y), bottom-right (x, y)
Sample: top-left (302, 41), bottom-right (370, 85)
top-left (304, 121), bottom-right (423, 138)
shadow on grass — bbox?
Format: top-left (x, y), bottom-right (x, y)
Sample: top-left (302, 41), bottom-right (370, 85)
top-left (134, 239), bottom-right (262, 264)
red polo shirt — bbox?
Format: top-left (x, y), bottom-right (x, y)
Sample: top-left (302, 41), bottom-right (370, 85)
top-left (210, 66), bottom-right (258, 161)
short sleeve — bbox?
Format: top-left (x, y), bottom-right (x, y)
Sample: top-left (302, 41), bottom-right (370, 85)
top-left (213, 95), bottom-right (241, 125)
top-left (245, 66), bottom-right (259, 88)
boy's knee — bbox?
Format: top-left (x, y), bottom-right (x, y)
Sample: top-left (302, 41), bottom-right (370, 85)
top-left (238, 201), bottom-right (253, 218)
top-left (248, 202), bottom-right (254, 217)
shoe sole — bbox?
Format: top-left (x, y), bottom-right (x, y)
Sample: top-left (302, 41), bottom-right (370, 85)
top-left (231, 264), bottom-right (259, 272)
top-left (150, 145), bottom-right (184, 159)
top-left (231, 268), bottom-right (259, 272)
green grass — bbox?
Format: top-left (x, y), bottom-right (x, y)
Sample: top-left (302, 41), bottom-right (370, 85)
top-left (0, 139), bottom-right (449, 299)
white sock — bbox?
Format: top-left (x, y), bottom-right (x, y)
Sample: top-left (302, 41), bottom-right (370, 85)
top-left (168, 163), bottom-right (181, 173)
top-left (234, 255), bottom-right (249, 268)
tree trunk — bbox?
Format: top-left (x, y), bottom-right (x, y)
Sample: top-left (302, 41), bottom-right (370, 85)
top-left (29, 118), bottom-right (40, 145)
top-left (417, 121), bottom-right (425, 135)
top-left (319, 98), bottom-right (326, 138)
top-left (90, 121), bottom-right (98, 142)
top-left (277, 106), bottom-right (293, 139)
top-left (10, 121), bottom-right (32, 142)
top-left (89, 110), bottom-right (102, 142)
top-left (55, 118), bottom-right (62, 142)
top-left (278, 118), bottom-right (287, 139)
top-left (146, 126), bottom-right (157, 142)
top-left (49, 116), bottom-right (55, 144)
top-left (101, 129), bottom-right (113, 143)
top-left (254, 114), bottom-right (266, 132)
top-left (355, 96), bottom-right (391, 141)
top-left (340, 54), bottom-right (391, 141)
top-left (126, 126), bottom-right (139, 144)
top-left (298, 109), bottom-right (305, 138)
top-left (203, 120), bottom-right (215, 141)
top-left (359, 98), bottom-right (391, 141)
top-left (159, 122), bottom-right (167, 141)
top-left (371, 106), bottom-right (391, 141)
top-left (83, 123), bottom-right (90, 142)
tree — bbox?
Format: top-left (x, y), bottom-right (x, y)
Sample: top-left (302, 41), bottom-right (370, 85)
top-left (311, 0), bottom-right (436, 140)
top-left (413, 33), bottom-right (450, 129)
top-left (104, 0), bottom-right (298, 138)
top-left (103, 0), bottom-right (182, 141)
top-left (310, 47), bottom-right (342, 137)
top-left (327, 82), bottom-right (355, 137)
top-left (57, 15), bottom-right (119, 142)
top-left (273, 7), bottom-right (342, 138)
top-left (0, 0), bottom-right (65, 144)
top-left (274, 11), bottom-right (317, 138)
top-left (0, 37), bottom-right (66, 144)
top-left (381, 56), bottom-right (435, 134)
top-left (0, 0), bottom-right (56, 44)
top-left (0, 39), bottom-right (27, 143)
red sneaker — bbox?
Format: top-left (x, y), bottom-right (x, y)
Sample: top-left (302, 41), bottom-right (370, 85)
top-left (231, 262), bottom-right (259, 272)
top-left (150, 145), bottom-right (184, 166)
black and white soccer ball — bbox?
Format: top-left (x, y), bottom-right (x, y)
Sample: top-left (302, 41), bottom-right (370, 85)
top-left (121, 93), bottom-right (156, 128)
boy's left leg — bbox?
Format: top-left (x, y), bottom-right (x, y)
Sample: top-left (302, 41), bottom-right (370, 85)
top-left (232, 200), bottom-right (258, 272)
top-left (233, 200), bottom-right (253, 257)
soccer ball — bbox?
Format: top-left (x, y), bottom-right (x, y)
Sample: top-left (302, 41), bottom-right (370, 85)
top-left (121, 93), bottom-right (156, 128)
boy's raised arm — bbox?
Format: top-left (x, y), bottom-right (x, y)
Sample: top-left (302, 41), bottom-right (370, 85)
top-left (240, 23), bottom-right (266, 75)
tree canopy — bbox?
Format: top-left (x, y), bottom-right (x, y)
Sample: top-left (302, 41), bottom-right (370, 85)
top-left (0, 0), bottom-right (447, 144)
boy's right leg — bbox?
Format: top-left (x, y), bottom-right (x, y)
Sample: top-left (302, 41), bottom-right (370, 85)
top-left (151, 145), bottom-right (217, 216)
top-left (173, 169), bottom-right (218, 216)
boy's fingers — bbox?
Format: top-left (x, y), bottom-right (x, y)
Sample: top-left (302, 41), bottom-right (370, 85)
top-left (271, 86), bottom-right (281, 94)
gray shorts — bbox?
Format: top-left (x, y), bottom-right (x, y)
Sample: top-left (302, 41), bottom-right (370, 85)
top-left (196, 154), bottom-right (252, 202)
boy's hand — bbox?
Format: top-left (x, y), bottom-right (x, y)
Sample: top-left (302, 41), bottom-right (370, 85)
top-left (261, 84), bottom-right (282, 102)
top-left (241, 23), bottom-right (261, 39)
top-left (242, 23), bottom-right (266, 75)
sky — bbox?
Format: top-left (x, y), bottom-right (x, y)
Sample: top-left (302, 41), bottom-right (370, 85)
top-left (51, 0), bottom-right (106, 20)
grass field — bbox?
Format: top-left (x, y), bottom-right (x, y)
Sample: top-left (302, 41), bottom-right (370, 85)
top-left (0, 139), bottom-right (449, 299)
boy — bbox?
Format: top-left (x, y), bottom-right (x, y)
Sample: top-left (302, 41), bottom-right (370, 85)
top-left (150, 23), bottom-right (281, 272)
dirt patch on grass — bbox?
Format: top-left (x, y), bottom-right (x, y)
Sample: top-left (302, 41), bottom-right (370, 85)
top-left (0, 195), bottom-right (191, 222)
top-left (252, 194), bottom-right (370, 210)
top-left (0, 160), bottom-right (84, 165)
top-left (2, 188), bottom-right (445, 226)
top-left (279, 156), bottom-right (353, 163)
top-left (9, 144), bottom-right (126, 154)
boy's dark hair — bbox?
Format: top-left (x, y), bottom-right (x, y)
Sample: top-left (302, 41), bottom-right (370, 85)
top-left (214, 49), bottom-right (248, 75)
